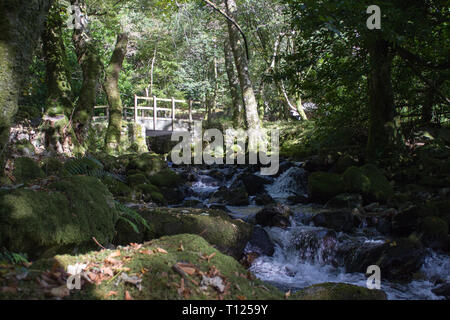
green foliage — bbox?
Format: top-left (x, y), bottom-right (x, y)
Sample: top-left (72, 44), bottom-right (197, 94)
top-left (63, 155), bottom-right (125, 182)
top-left (0, 249), bottom-right (29, 265)
top-left (114, 201), bottom-right (151, 234)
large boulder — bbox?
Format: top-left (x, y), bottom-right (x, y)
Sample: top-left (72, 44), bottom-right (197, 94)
top-left (312, 210), bottom-right (355, 232)
top-left (13, 157), bottom-right (45, 184)
top-left (0, 234), bottom-right (283, 300)
top-left (210, 183), bottom-right (249, 206)
top-left (114, 208), bottom-right (252, 260)
top-left (342, 165), bottom-right (393, 203)
top-left (255, 203), bottom-right (291, 228)
top-left (247, 226), bottom-right (275, 256)
top-left (237, 173), bottom-right (270, 196)
top-left (290, 283), bottom-right (386, 300)
top-left (125, 153), bottom-right (166, 176)
top-left (344, 238), bottom-right (425, 282)
top-left (0, 176), bottom-right (118, 259)
top-left (308, 172), bottom-right (345, 202)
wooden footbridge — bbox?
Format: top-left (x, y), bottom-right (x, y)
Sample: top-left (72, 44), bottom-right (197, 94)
top-left (93, 95), bottom-right (205, 137)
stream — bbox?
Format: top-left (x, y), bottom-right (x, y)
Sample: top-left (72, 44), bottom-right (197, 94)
top-left (170, 162), bottom-right (450, 300)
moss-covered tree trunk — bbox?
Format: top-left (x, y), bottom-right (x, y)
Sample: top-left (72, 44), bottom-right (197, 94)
top-left (225, 0), bottom-right (261, 130)
top-left (0, 0), bottom-right (52, 172)
top-left (71, 0), bottom-right (103, 143)
top-left (366, 38), bottom-right (395, 161)
top-left (41, 0), bottom-right (75, 154)
top-left (104, 33), bottom-right (128, 154)
top-left (224, 38), bottom-right (244, 128)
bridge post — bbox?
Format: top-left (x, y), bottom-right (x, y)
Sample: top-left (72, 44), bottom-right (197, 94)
top-left (153, 96), bottom-right (157, 131)
top-left (189, 100), bottom-right (193, 123)
top-left (172, 97), bottom-right (176, 131)
top-left (134, 94), bottom-right (138, 123)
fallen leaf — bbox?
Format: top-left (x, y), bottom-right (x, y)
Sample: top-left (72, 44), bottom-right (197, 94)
top-left (102, 267), bottom-right (114, 277)
top-left (50, 286), bottom-right (70, 299)
top-left (125, 291), bottom-right (133, 300)
top-left (178, 241), bottom-right (184, 252)
top-left (155, 248), bottom-right (168, 254)
top-left (236, 295), bottom-right (247, 300)
top-left (106, 291), bottom-right (118, 298)
top-left (285, 290), bottom-right (291, 299)
top-left (139, 249), bottom-right (154, 255)
top-left (1, 287), bottom-right (18, 295)
top-left (109, 250), bottom-right (121, 258)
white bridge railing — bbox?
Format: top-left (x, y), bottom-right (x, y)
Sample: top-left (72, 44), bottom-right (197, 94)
top-left (93, 96), bottom-right (204, 131)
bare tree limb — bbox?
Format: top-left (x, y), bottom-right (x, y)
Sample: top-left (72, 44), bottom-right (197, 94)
top-left (202, 0), bottom-right (250, 61)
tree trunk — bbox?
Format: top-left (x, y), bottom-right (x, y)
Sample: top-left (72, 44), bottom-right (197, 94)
top-left (104, 33), bottom-right (128, 154)
top-left (0, 0), bottom-right (52, 171)
top-left (42, 0), bottom-right (74, 154)
top-left (71, 0), bottom-right (103, 142)
top-left (225, 0), bottom-right (261, 130)
top-left (224, 38), bottom-right (244, 127)
top-left (366, 38), bottom-right (395, 160)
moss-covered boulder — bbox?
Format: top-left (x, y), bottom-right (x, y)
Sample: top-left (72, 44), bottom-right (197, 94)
top-left (41, 157), bottom-right (63, 176)
top-left (342, 167), bottom-right (371, 195)
top-left (344, 238), bottom-right (425, 282)
top-left (13, 157), bottom-right (45, 184)
top-left (149, 169), bottom-right (182, 188)
top-left (308, 172), bottom-right (345, 202)
top-left (127, 173), bottom-right (150, 187)
top-left (126, 153), bottom-right (166, 176)
top-left (290, 283), bottom-right (386, 300)
top-left (419, 216), bottom-right (449, 248)
top-left (0, 234), bottom-right (283, 300)
top-left (0, 176), bottom-right (119, 259)
top-left (342, 165), bottom-right (393, 203)
top-left (16, 139), bottom-right (36, 157)
top-left (360, 164), bottom-right (394, 203)
top-left (114, 208), bottom-right (252, 260)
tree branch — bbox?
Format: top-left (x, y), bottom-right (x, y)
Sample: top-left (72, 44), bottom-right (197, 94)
top-left (395, 45), bottom-right (450, 70)
top-left (202, 0), bottom-right (250, 61)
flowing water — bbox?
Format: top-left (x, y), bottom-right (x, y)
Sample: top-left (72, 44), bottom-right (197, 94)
top-left (175, 164), bottom-right (450, 300)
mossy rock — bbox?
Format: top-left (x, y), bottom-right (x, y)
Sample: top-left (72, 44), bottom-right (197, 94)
top-left (1, 234), bottom-right (283, 300)
top-left (16, 140), bottom-right (36, 157)
top-left (420, 216), bottom-right (449, 246)
top-left (114, 208), bottom-right (252, 260)
top-left (308, 172), bottom-right (345, 202)
top-left (341, 165), bottom-right (393, 203)
top-left (360, 164), bottom-right (393, 203)
top-left (342, 167), bottom-right (371, 195)
top-left (0, 176), bottom-right (119, 259)
top-left (332, 155), bottom-right (358, 174)
top-left (13, 157), bottom-right (45, 184)
top-left (127, 173), bottom-right (150, 187)
top-left (108, 181), bottom-right (134, 198)
top-left (41, 157), bottom-right (63, 176)
top-left (290, 283), bottom-right (386, 300)
top-left (126, 153), bottom-right (166, 176)
top-left (149, 169), bottom-right (182, 188)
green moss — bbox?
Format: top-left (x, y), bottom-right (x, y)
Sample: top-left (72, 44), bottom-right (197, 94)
top-left (149, 169), bottom-right (182, 188)
top-left (41, 157), bottom-right (63, 176)
top-left (126, 153), bottom-right (166, 176)
top-left (0, 176), bottom-right (118, 259)
top-left (308, 172), bottom-right (345, 202)
top-left (13, 157), bottom-right (45, 184)
top-left (16, 139), bottom-right (35, 156)
top-left (127, 173), bottom-right (149, 187)
top-left (361, 164), bottom-right (393, 202)
top-left (420, 216), bottom-right (448, 240)
top-left (290, 283), bottom-right (386, 300)
top-left (115, 208), bottom-right (252, 260)
top-left (342, 166), bottom-right (371, 194)
top-left (150, 191), bottom-right (166, 204)
top-left (2, 234), bottom-right (283, 300)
